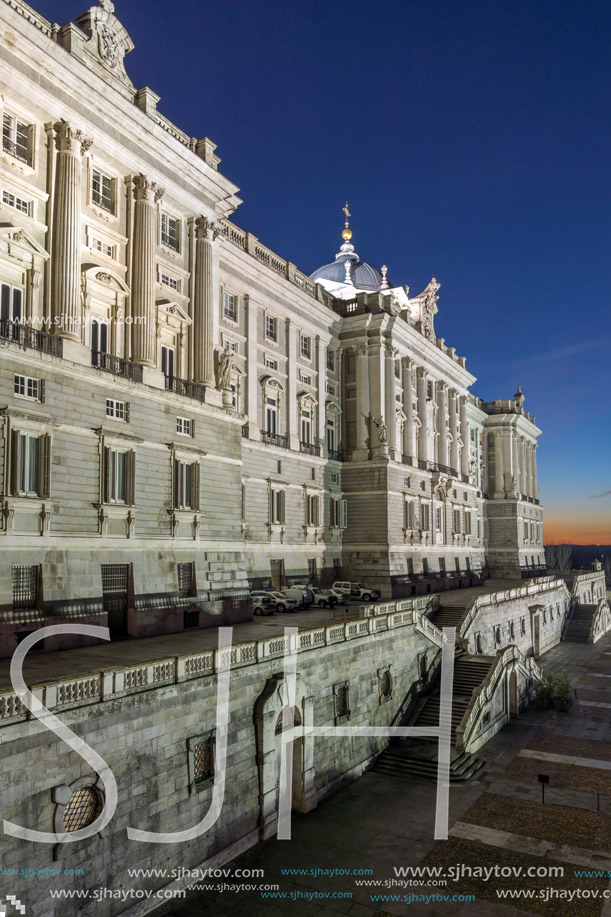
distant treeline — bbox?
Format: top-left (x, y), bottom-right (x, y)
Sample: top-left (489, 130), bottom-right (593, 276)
top-left (544, 544), bottom-right (611, 578)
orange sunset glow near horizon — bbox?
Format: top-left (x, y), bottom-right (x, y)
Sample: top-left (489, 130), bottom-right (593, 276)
top-left (544, 516), bottom-right (611, 546)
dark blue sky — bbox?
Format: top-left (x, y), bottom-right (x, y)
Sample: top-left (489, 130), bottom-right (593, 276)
top-left (39, 0), bottom-right (611, 541)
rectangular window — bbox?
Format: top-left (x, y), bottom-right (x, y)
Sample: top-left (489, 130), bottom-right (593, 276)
top-left (2, 189), bottom-right (30, 215)
top-left (439, 557), bottom-right (446, 574)
top-left (406, 557), bottom-right (414, 575)
top-left (422, 558), bottom-right (429, 575)
top-left (12, 564), bottom-right (39, 610)
top-left (405, 500), bottom-right (415, 529)
top-left (334, 683), bottom-right (350, 720)
top-left (421, 503), bottom-right (430, 531)
top-left (270, 489), bottom-right (285, 524)
top-left (326, 381), bottom-right (336, 396)
top-left (106, 399), bottom-right (128, 421)
top-left (3, 113), bottom-right (31, 164)
top-left (455, 556), bottom-right (460, 572)
top-left (91, 318), bottom-right (109, 354)
top-left (264, 355), bottom-right (277, 370)
top-left (176, 417), bottom-right (192, 436)
top-left (327, 349), bottom-right (335, 371)
top-left (453, 509), bottom-right (461, 533)
top-left (435, 506), bottom-right (442, 530)
top-left (160, 213), bottom-right (179, 250)
top-left (300, 334), bottom-right (311, 360)
top-left (326, 418), bottom-right (336, 452)
top-left (161, 345), bottom-right (175, 378)
top-left (330, 497), bottom-right (347, 528)
top-left (175, 460), bottom-right (199, 510)
top-left (427, 380), bottom-right (433, 398)
top-left (193, 736), bottom-right (214, 784)
top-left (105, 448), bottom-right (127, 503)
top-left (12, 432), bottom-right (50, 498)
top-left (299, 371), bottom-right (311, 384)
top-left (14, 374), bottom-right (41, 401)
top-left (91, 236), bottom-right (115, 258)
top-left (464, 512), bottom-right (472, 535)
top-left (394, 360), bottom-right (400, 379)
top-left (1, 282), bottom-right (23, 323)
top-left (265, 314), bottom-right (277, 342)
top-left (266, 397), bottom-right (277, 435)
top-left (177, 562), bottom-right (195, 597)
top-left (223, 291), bottom-right (237, 321)
top-left (306, 494), bottom-right (319, 526)
top-left (301, 409), bottom-right (311, 444)
top-left (160, 273), bottom-right (179, 291)
top-left (330, 472), bottom-right (338, 484)
top-left (92, 169), bottom-right (114, 213)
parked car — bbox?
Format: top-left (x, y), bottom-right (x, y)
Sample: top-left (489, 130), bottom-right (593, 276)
top-left (250, 593), bottom-right (276, 616)
top-left (309, 587), bottom-right (340, 608)
top-left (263, 590), bottom-right (300, 613)
top-left (282, 585), bottom-right (315, 609)
top-left (332, 581), bottom-right (381, 602)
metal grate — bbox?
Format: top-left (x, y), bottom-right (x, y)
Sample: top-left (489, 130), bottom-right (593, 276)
top-left (183, 609), bottom-right (199, 629)
top-left (380, 671), bottom-right (392, 698)
top-left (194, 738), bottom-right (214, 783)
top-left (12, 565), bottom-right (38, 610)
top-left (335, 685), bottom-right (349, 718)
top-left (101, 564), bottom-right (128, 593)
top-left (177, 563), bottom-right (194, 597)
top-left (63, 787), bottom-right (101, 832)
top-left (101, 564), bottom-right (129, 638)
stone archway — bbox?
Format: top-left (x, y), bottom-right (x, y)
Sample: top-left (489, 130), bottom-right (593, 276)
top-left (254, 673), bottom-right (317, 840)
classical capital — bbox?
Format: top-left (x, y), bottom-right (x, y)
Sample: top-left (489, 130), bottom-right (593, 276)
top-left (132, 173), bottom-right (164, 203)
top-left (195, 216), bottom-right (220, 241)
top-left (416, 366), bottom-right (427, 378)
top-left (53, 119), bottom-right (93, 155)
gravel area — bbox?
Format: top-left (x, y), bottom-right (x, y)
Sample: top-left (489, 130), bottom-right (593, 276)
top-left (500, 757), bottom-right (611, 795)
top-left (524, 735), bottom-right (611, 762)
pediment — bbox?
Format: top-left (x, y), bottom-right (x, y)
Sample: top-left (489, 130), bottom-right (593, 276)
top-left (81, 264), bottom-right (129, 293)
top-left (156, 300), bottom-right (192, 324)
top-left (0, 226), bottom-right (50, 260)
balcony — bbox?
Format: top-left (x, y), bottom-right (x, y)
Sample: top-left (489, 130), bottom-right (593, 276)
top-left (401, 454), bottom-right (414, 466)
top-left (165, 375), bottom-right (206, 402)
top-left (328, 448), bottom-right (343, 462)
top-left (461, 473), bottom-right (470, 484)
top-left (261, 431), bottom-right (288, 449)
top-left (92, 350), bottom-right (143, 382)
top-left (1, 319), bottom-right (62, 356)
top-left (241, 424), bottom-right (249, 439)
top-left (418, 458), bottom-right (429, 470)
top-left (300, 441), bottom-right (321, 456)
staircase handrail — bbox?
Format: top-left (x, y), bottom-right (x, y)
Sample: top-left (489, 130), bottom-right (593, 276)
top-left (458, 577), bottom-right (568, 643)
top-left (412, 606), bottom-right (445, 648)
top-left (390, 648), bottom-right (442, 729)
top-left (455, 646), bottom-right (542, 751)
top-left (589, 597), bottom-right (611, 643)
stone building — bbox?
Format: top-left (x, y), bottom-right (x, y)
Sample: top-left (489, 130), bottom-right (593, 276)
top-left (0, 0), bottom-right (544, 655)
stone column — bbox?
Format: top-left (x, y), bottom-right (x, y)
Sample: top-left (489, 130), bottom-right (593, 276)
top-left (416, 369), bottom-right (428, 464)
top-left (502, 428), bottom-right (513, 497)
top-left (437, 383), bottom-right (449, 468)
top-left (385, 344), bottom-right (397, 457)
top-left (449, 389), bottom-right (459, 473)
top-left (368, 338), bottom-right (387, 457)
top-left (316, 336), bottom-right (325, 450)
top-left (192, 216), bottom-right (219, 384)
top-left (493, 430), bottom-right (504, 498)
top-left (518, 438), bottom-right (526, 496)
top-left (402, 358), bottom-right (415, 460)
top-left (286, 319), bottom-right (298, 450)
top-left (51, 120), bottom-right (92, 340)
top-left (354, 344), bottom-right (370, 460)
top-left (532, 444), bottom-right (539, 499)
top-left (459, 397), bottom-right (469, 476)
top-left (131, 175), bottom-right (163, 366)
top-left (245, 295), bottom-right (258, 435)
top-left (526, 443), bottom-right (535, 498)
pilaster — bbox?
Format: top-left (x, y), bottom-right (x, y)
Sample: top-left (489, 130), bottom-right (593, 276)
top-left (131, 174), bottom-right (163, 366)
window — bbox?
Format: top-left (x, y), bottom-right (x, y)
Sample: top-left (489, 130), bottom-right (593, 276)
top-left (330, 472), bottom-right (338, 484)
top-left (455, 557), bottom-right (460, 572)
top-left (12, 432), bottom-right (50, 497)
top-left (91, 318), bottom-right (109, 354)
top-left (63, 787), bottom-right (102, 833)
top-left (421, 503), bottom-right (430, 531)
top-left (453, 509), bottom-right (461, 533)
top-left (188, 734), bottom-right (215, 787)
top-left (223, 291), bottom-right (237, 321)
top-left (394, 360), bottom-right (400, 379)
top-left (404, 500), bottom-right (415, 529)
top-left (439, 557), bottom-right (446, 574)
top-left (91, 169), bottom-right (114, 213)
top-left (466, 556), bottom-right (471, 571)
top-left (160, 273), bottom-right (179, 291)
top-left (464, 512), bottom-right (472, 535)
top-left (2, 189), bottom-right (30, 215)
top-left (12, 564), bottom-right (39, 610)
top-left (106, 399), bottom-right (128, 421)
top-left (301, 409), bottom-right (311, 444)
top-left (161, 345), bottom-right (175, 378)
top-left (326, 418), bottom-right (336, 452)
top-left (266, 396), bottom-right (277, 435)
top-left (265, 355), bottom-right (278, 370)
top-left (270, 489), bottom-right (285, 524)
top-left (91, 237), bottom-right (115, 259)
top-left (300, 371), bottom-right (311, 384)
top-left (176, 417), bottom-right (192, 436)
top-left (175, 460), bottom-right (199, 510)
top-left (14, 374), bottom-right (42, 401)
top-left (2, 112), bottom-right (31, 165)
top-left (330, 497), bottom-right (347, 528)
top-left (306, 494), bottom-right (319, 526)
top-left (177, 562), bottom-right (195, 597)
top-left (326, 381), bottom-right (336, 396)
top-left (422, 558), bottom-right (429, 575)
top-left (307, 558), bottom-right (317, 580)
top-left (104, 448), bottom-right (133, 504)
top-left (435, 506), bottom-right (442, 530)
top-left (494, 625), bottom-right (501, 644)
top-left (300, 334), bottom-right (311, 360)
top-left (379, 668), bottom-right (392, 700)
top-left (327, 349), bottom-right (335, 371)
top-left (160, 213), bottom-right (179, 250)
top-left (520, 617), bottom-right (526, 636)
top-left (265, 314), bottom-right (277, 342)
top-left (223, 337), bottom-right (238, 353)
top-left (1, 282), bottom-right (23, 324)
top-left (427, 380), bottom-right (433, 398)
top-left (404, 476), bottom-right (411, 487)
top-left (406, 557), bottom-right (414, 575)
top-left (334, 683), bottom-right (350, 721)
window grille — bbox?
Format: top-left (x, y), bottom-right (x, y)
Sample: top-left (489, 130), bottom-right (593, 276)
top-left (193, 738), bottom-right (214, 783)
top-left (63, 787), bottom-right (101, 832)
top-left (12, 564), bottom-right (38, 610)
top-left (380, 670), bottom-right (392, 698)
top-left (177, 562), bottom-right (194, 597)
top-left (335, 684), bottom-right (349, 719)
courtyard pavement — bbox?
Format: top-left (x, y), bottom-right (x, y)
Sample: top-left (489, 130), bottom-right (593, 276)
top-left (151, 634), bottom-right (611, 917)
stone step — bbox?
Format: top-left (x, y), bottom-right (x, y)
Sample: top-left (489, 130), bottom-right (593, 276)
top-left (374, 749), bottom-right (486, 783)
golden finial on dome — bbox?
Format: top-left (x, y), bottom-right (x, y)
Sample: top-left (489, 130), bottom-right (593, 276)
top-left (342, 201), bottom-right (352, 240)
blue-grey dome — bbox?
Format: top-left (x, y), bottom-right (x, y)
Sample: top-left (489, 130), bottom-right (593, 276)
top-left (310, 256), bottom-right (386, 292)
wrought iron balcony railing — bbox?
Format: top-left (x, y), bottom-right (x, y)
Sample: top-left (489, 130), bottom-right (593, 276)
top-left (92, 350), bottom-right (143, 382)
top-left (164, 375), bottom-right (206, 402)
top-left (328, 448), bottom-right (343, 462)
top-left (1, 319), bottom-right (63, 356)
top-left (261, 431), bottom-right (288, 449)
top-left (300, 441), bottom-right (320, 456)
top-left (401, 454), bottom-right (413, 466)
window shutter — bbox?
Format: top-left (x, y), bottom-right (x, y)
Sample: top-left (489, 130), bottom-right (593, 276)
top-left (126, 451), bottom-right (135, 505)
top-left (103, 447), bottom-right (110, 503)
top-left (340, 498), bottom-right (347, 529)
top-left (39, 379), bottom-right (45, 404)
top-left (191, 461), bottom-right (200, 511)
top-left (172, 457), bottom-right (178, 509)
top-left (280, 490), bottom-right (285, 524)
top-left (27, 124), bottom-right (35, 166)
top-left (268, 487), bottom-right (273, 523)
top-left (10, 429), bottom-right (20, 495)
top-left (38, 433), bottom-right (51, 498)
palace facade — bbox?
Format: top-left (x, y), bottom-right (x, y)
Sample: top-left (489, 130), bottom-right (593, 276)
top-left (0, 0), bottom-right (544, 653)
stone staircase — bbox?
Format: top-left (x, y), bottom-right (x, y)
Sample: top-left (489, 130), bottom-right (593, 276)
top-left (564, 604), bottom-right (597, 643)
top-left (374, 744), bottom-right (486, 783)
top-left (412, 654), bottom-right (494, 746)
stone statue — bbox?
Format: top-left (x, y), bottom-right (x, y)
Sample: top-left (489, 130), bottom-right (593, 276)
top-left (217, 345), bottom-right (235, 390)
top-left (373, 417), bottom-right (387, 444)
top-left (420, 277), bottom-right (441, 343)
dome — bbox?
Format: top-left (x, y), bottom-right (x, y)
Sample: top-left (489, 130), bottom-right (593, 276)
top-left (310, 254), bottom-right (385, 292)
